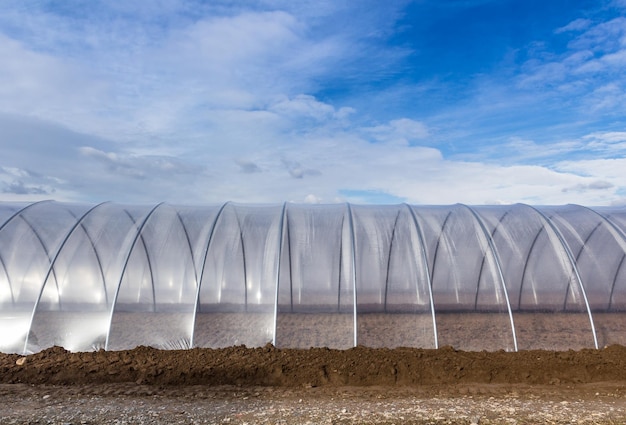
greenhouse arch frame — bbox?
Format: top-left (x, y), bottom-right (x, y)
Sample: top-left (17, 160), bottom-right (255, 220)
top-left (1, 201), bottom-right (626, 354)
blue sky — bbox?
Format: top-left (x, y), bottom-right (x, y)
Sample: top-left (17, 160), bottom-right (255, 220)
top-left (1, 0), bottom-right (625, 205)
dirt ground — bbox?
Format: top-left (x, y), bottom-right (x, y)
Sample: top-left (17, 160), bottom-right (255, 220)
top-left (3, 345), bottom-right (626, 423)
top-left (5, 344), bottom-right (626, 387)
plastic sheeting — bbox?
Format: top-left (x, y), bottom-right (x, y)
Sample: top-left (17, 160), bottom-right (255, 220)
top-left (1, 201), bottom-right (626, 353)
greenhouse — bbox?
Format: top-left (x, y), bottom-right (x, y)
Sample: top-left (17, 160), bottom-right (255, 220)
top-left (1, 201), bottom-right (626, 354)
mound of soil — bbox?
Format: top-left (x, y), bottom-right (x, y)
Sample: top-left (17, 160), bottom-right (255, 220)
top-left (3, 344), bottom-right (626, 387)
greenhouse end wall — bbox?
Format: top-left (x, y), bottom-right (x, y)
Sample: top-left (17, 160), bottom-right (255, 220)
top-left (1, 201), bottom-right (626, 354)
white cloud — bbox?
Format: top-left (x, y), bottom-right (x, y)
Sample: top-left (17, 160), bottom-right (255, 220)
top-left (582, 131), bottom-right (626, 152)
top-left (268, 95), bottom-right (355, 124)
top-left (557, 158), bottom-right (626, 179)
top-left (562, 180), bottom-right (614, 193)
top-left (206, 119), bottom-right (623, 205)
top-left (555, 18), bottom-right (592, 34)
top-left (0, 4), bottom-right (360, 147)
top-left (602, 49), bottom-right (626, 65)
top-left (512, 16), bottom-right (626, 119)
top-left (0, 167), bottom-right (50, 196)
top-left (235, 159), bottom-right (263, 174)
top-left (567, 17), bottom-right (626, 51)
top-left (613, 0), bottom-right (626, 9)
top-left (79, 147), bottom-right (204, 179)
top-left (585, 83), bottom-right (626, 112)
top-left (503, 137), bottom-right (582, 161)
top-left (2, 180), bottom-right (48, 196)
top-left (365, 118), bottom-right (430, 146)
top-left (160, 11), bottom-right (301, 76)
top-left (303, 194), bottom-right (323, 204)
top-left (0, 34), bottom-right (106, 133)
top-left (1, 100), bottom-right (624, 206)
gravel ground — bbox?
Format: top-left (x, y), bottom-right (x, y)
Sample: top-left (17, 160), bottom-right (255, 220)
top-left (2, 383), bottom-right (626, 424)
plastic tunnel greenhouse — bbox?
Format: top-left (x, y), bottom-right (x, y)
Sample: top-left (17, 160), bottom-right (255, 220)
top-left (2, 201), bottom-right (626, 354)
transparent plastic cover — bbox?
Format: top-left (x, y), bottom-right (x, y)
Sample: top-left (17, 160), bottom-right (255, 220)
top-left (1, 202), bottom-right (625, 353)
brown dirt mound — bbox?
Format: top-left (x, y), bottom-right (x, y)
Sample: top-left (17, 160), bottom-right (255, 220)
top-left (3, 344), bottom-right (626, 387)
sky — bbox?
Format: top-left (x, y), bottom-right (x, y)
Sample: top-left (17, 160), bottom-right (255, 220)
top-left (1, 0), bottom-right (626, 206)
